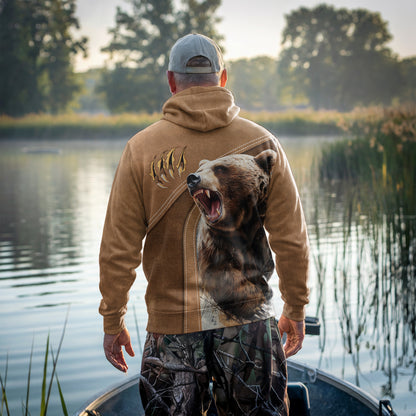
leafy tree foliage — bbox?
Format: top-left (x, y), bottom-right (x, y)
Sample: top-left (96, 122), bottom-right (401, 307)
top-left (278, 4), bottom-right (403, 110)
top-left (42, 0), bottom-right (88, 113)
top-left (1, 0), bottom-right (43, 115)
top-left (400, 58), bottom-right (416, 103)
top-left (227, 57), bottom-right (281, 111)
top-left (0, 0), bottom-right (87, 116)
top-left (75, 69), bottom-right (108, 113)
top-left (99, 0), bottom-right (222, 113)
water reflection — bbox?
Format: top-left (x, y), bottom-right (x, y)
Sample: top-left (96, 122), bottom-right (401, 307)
top-left (1, 149), bottom-right (78, 270)
top-left (0, 139), bottom-right (129, 414)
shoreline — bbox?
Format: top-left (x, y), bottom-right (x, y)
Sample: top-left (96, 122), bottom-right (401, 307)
top-left (0, 110), bottom-right (345, 139)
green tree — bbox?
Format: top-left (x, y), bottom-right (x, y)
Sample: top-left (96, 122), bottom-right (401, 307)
top-left (0, 0), bottom-right (42, 114)
top-left (100, 0), bottom-right (222, 113)
top-left (227, 57), bottom-right (281, 111)
top-left (76, 69), bottom-right (108, 113)
top-left (0, 0), bottom-right (87, 116)
top-left (399, 57), bottom-right (416, 103)
top-left (42, 0), bottom-right (88, 113)
top-left (278, 4), bottom-right (402, 110)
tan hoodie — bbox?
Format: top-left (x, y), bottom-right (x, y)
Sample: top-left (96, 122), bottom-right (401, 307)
top-left (99, 86), bottom-right (309, 335)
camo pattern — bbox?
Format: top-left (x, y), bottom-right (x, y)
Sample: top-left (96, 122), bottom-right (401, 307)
top-left (139, 318), bottom-right (288, 415)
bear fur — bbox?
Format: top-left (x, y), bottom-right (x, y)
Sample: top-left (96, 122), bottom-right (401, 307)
top-left (187, 150), bottom-right (277, 321)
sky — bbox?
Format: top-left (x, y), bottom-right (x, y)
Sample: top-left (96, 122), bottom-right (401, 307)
top-left (74, 0), bottom-right (416, 72)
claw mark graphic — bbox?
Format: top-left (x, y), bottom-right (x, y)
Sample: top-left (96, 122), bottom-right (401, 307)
top-left (166, 148), bottom-right (175, 178)
top-left (150, 159), bottom-right (167, 188)
top-left (158, 157), bottom-right (168, 182)
top-left (149, 160), bottom-right (158, 181)
top-left (177, 147), bottom-right (187, 177)
top-left (149, 146), bottom-right (187, 188)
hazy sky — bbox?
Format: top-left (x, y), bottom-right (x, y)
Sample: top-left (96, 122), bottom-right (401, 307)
top-left (74, 0), bottom-right (416, 71)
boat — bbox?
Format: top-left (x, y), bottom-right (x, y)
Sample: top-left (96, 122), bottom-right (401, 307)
top-left (74, 318), bottom-right (397, 416)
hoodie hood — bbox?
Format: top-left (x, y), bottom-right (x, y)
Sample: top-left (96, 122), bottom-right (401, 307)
top-left (162, 86), bottom-right (240, 132)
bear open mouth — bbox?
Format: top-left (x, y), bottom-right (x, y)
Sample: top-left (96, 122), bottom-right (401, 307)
top-left (192, 189), bottom-right (222, 223)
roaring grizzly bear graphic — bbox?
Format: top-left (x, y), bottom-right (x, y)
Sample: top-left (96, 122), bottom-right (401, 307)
top-left (187, 150), bottom-right (277, 322)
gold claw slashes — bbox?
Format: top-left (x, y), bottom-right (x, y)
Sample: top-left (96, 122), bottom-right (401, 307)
top-left (149, 146), bottom-right (187, 188)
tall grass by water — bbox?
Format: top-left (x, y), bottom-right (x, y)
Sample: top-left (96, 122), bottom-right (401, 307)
top-left (0, 113), bottom-right (160, 139)
top-left (0, 314), bottom-right (69, 416)
top-left (0, 109), bottom-right (345, 139)
top-left (315, 105), bottom-right (416, 396)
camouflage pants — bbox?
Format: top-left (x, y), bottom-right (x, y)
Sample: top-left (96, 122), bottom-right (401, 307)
top-left (139, 318), bottom-right (288, 416)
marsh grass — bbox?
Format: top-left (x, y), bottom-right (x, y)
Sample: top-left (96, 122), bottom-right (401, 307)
top-left (314, 105), bottom-right (416, 395)
top-left (0, 313), bottom-right (69, 416)
top-left (241, 109), bottom-right (345, 135)
top-left (0, 109), bottom-right (346, 139)
top-left (0, 113), bottom-right (160, 139)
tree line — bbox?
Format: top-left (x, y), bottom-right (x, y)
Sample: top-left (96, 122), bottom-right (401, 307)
top-left (0, 0), bottom-right (87, 115)
top-left (1, 0), bottom-right (415, 116)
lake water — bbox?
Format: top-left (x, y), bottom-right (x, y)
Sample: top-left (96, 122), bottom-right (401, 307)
top-left (0, 136), bottom-right (414, 415)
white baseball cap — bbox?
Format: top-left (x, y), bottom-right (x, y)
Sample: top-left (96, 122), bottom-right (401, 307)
top-left (168, 33), bottom-right (224, 74)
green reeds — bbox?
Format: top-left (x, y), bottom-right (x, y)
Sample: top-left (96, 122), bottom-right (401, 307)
top-left (0, 312), bottom-right (69, 416)
top-left (0, 113), bottom-right (160, 139)
top-left (314, 105), bottom-right (416, 395)
top-left (0, 109), bottom-right (348, 139)
top-left (0, 355), bottom-right (10, 416)
top-left (241, 109), bottom-right (345, 135)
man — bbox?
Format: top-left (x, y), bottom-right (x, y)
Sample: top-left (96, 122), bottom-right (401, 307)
top-left (99, 33), bottom-right (309, 415)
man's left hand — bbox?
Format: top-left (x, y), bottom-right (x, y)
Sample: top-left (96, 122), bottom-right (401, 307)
top-left (278, 315), bottom-right (305, 358)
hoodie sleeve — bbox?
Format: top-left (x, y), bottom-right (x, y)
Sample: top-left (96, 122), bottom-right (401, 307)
top-left (99, 142), bottom-right (147, 334)
top-left (264, 139), bottom-right (310, 321)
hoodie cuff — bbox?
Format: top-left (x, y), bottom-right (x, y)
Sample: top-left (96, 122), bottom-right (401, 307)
top-left (283, 303), bottom-right (306, 322)
top-left (103, 315), bottom-right (126, 335)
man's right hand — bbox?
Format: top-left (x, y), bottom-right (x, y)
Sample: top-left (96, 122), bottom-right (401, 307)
top-left (103, 328), bottom-right (135, 373)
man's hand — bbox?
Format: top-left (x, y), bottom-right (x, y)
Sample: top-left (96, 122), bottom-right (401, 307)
top-left (103, 328), bottom-right (135, 373)
top-left (278, 315), bottom-right (305, 358)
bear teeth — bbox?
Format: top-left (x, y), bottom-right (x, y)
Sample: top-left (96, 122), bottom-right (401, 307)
top-left (205, 189), bottom-right (210, 198)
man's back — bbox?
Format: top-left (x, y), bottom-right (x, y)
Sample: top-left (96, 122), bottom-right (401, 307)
top-left (100, 86), bottom-right (309, 335)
